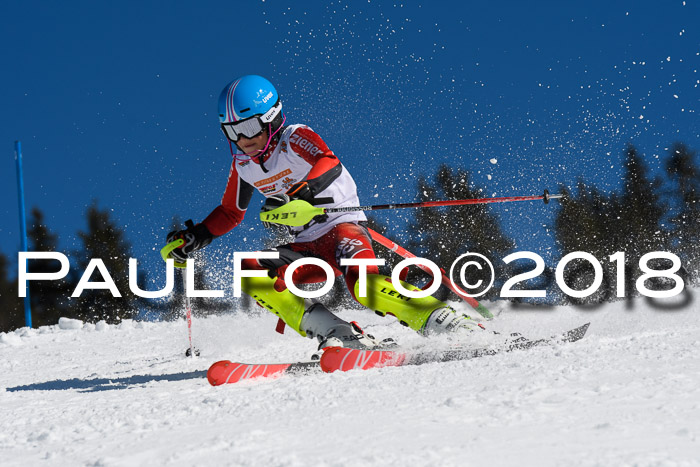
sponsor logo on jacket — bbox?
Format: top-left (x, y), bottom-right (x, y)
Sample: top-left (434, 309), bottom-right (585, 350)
top-left (260, 185), bottom-right (277, 195)
top-left (281, 177), bottom-right (297, 191)
top-left (253, 169), bottom-right (293, 187)
top-left (290, 133), bottom-right (324, 157)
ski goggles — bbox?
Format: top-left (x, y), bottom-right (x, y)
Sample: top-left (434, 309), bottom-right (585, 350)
top-left (221, 99), bottom-right (282, 142)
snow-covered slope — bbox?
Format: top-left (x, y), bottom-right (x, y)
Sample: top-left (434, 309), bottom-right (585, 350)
top-left (1, 295), bottom-right (699, 466)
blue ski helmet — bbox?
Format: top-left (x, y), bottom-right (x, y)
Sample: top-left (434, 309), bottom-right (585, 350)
top-left (218, 75), bottom-right (285, 142)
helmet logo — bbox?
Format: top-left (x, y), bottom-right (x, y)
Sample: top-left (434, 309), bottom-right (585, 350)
top-left (262, 91), bottom-right (274, 104)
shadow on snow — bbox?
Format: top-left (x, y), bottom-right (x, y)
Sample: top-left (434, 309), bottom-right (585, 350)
top-left (6, 370), bottom-right (208, 393)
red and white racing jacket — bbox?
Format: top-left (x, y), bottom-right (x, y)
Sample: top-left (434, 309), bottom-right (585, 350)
top-left (203, 124), bottom-right (366, 242)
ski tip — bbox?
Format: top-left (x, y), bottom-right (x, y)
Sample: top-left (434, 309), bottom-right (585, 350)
top-left (207, 360), bottom-right (233, 386)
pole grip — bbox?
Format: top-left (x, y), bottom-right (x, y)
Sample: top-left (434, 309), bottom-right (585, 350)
top-left (160, 238), bottom-right (186, 268)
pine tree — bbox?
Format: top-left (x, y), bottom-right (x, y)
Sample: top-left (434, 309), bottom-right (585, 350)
top-left (554, 183), bottom-right (621, 303)
top-left (665, 143), bottom-right (700, 283)
top-left (73, 203), bottom-right (138, 323)
top-left (26, 208), bottom-right (76, 327)
top-left (0, 252), bottom-right (24, 333)
top-left (554, 145), bottom-right (670, 303)
top-left (407, 165), bottom-right (514, 301)
top-left (619, 145), bottom-right (669, 257)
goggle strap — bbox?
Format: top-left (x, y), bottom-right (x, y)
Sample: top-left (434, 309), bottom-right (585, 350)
top-left (260, 99), bottom-right (282, 124)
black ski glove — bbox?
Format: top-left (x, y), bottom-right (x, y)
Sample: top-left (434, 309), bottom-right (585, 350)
top-left (165, 220), bottom-right (214, 263)
top-left (285, 181), bottom-right (315, 203)
top-left (286, 181), bottom-right (333, 206)
top-left (260, 181), bottom-right (331, 228)
top-left (261, 194), bottom-right (291, 228)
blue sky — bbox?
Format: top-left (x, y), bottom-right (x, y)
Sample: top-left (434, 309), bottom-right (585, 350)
top-left (1, 1), bottom-right (698, 288)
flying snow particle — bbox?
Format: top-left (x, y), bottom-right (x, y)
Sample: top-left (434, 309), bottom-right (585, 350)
top-left (489, 158), bottom-right (498, 164)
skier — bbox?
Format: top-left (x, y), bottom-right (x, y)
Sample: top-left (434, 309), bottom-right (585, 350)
top-left (165, 74), bottom-right (479, 350)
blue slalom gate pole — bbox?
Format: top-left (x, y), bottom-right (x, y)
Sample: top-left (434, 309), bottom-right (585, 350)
top-left (15, 141), bottom-right (32, 328)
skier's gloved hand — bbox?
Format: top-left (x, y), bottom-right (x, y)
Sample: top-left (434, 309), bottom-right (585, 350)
top-left (286, 181), bottom-right (329, 224)
top-left (260, 194), bottom-right (290, 228)
top-left (260, 182), bottom-right (331, 228)
top-left (262, 193), bottom-right (291, 211)
top-left (165, 220), bottom-right (214, 263)
top-left (286, 181), bottom-right (314, 203)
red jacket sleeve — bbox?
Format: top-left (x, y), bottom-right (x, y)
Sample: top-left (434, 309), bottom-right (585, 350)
top-left (202, 162), bottom-right (255, 236)
top-left (289, 127), bottom-right (342, 194)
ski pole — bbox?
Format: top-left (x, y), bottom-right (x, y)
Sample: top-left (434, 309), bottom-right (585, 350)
top-left (182, 267), bottom-right (198, 357)
top-left (261, 190), bottom-right (562, 227)
top-left (159, 237), bottom-right (199, 356)
top-left (367, 228), bottom-right (494, 320)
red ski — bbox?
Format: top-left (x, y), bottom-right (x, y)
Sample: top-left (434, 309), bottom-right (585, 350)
top-left (208, 324), bottom-right (590, 381)
top-left (320, 323), bottom-right (590, 373)
top-left (320, 347), bottom-right (408, 372)
top-left (207, 360), bottom-right (319, 386)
